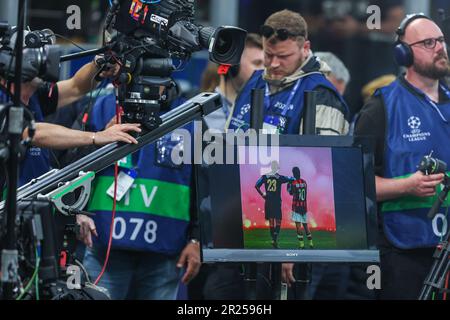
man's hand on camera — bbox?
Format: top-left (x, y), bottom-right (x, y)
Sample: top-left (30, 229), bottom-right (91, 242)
top-left (94, 54), bottom-right (120, 79)
top-left (177, 241), bottom-right (201, 285)
top-left (405, 171), bottom-right (444, 198)
top-left (76, 214), bottom-right (97, 248)
top-left (95, 123), bottom-right (141, 145)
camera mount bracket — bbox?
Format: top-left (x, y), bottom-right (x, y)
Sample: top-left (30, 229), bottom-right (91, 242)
top-left (36, 171), bottom-right (95, 216)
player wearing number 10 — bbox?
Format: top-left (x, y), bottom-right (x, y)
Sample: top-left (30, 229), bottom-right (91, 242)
top-left (81, 93), bottom-right (201, 300)
top-left (287, 167), bottom-right (313, 249)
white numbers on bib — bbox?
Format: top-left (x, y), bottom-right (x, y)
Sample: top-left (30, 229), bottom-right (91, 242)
top-left (432, 213), bottom-right (448, 238)
top-left (113, 217), bottom-right (127, 239)
top-left (112, 217), bottom-right (158, 244)
top-left (144, 221), bottom-right (158, 244)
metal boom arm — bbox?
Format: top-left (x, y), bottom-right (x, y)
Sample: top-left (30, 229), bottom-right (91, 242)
top-left (0, 92), bottom-right (221, 216)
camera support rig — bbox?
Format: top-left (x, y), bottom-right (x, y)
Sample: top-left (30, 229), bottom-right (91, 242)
top-left (0, 91), bottom-right (222, 299)
top-left (419, 175), bottom-right (450, 300)
top-left (0, 92), bottom-right (221, 215)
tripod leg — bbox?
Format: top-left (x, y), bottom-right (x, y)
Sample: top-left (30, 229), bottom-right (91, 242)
top-left (419, 241), bottom-right (450, 300)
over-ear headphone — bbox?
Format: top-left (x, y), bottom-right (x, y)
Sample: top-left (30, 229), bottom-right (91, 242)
top-left (394, 13), bottom-right (432, 67)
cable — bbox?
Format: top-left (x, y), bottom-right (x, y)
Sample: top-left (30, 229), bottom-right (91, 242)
top-left (35, 245), bottom-right (40, 300)
top-left (16, 246), bottom-right (40, 300)
top-left (94, 103), bottom-right (122, 286)
top-left (53, 34), bottom-right (86, 51)
top-left (74, 258), bottom-right (92, 284)
top-left (444, 271), bottom-right (449, 300)
top-left (81, 70), bottom-right (104, 131)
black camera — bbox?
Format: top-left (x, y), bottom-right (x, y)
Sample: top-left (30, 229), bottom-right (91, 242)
top-left (0, 24), bottom-right (60, 82)
top-left (103, 0), bottom-right (246, 130)
top-left (113, 0), bottom-right (246, 65)
top-left (418, 153), bottom-right (447, 175)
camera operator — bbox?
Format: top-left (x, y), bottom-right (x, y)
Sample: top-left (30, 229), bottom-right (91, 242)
top-left (354, 14), bottom-right (450, 299)
top-left (74, 86), bottom-right (201, 300)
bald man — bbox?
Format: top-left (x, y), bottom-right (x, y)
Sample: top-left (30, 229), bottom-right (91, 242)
top-left (355, 15), bottom-right (450, 299)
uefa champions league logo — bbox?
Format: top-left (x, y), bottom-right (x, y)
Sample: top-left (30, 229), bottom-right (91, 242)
top-left (407, 116), bottom-right (421, 130)
top-left (240, 104), bottom-right (251, 116)
top-left (403, 116), bottom-right (430, 142)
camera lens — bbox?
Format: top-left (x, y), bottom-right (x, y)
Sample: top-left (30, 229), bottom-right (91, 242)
top-left (199, 26), bottom-right (247, 65)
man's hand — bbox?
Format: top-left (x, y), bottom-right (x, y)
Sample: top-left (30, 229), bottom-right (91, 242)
top-left (76, 214), bottom-right (97, 248)
top-left (281, 263), bottom-right (296, 288)
top-left (94, 123), bottom-right (141, 145)
top-left (176, 241), bottom-right (201, 284)
top-left (376, 171), bottom-right (445, 202)
top-left (405, 171), bottom-right (444, 198)
top-left (106, 115), bottom-right (121, 129)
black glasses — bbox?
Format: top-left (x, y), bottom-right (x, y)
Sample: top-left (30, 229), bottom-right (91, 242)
top-left (409, 36), bottom-right (446, 49)
top-left (259, 25), bottom-right (305, 41)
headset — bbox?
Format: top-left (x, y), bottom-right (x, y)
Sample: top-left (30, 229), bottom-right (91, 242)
top-left (228, 64), bottom-right (240, 78)
top-left (394, 13), bottom-right (432, 67)
top-left (217, 63), bottom-right (240, 80)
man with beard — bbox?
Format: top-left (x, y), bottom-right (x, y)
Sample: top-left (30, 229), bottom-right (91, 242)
top-left (355, 14), bottom-right (450, 299)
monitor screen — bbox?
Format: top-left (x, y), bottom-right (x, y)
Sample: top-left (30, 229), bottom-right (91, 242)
top-left (197, 135), bottom-right (379, 263)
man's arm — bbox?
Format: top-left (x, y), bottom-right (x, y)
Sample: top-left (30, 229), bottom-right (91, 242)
top-left (56, 58), bottom-right (119, 108)
top-left (287, 182), bottom-right (293, 195)
top-left (24, 122), bottom-right (141, 149)
top-left (376, 172), bottom-right (444, 202)
top-left (255, 176), bottom-right (266, 198)
top-left (301, 86), bottom-right (350, 135)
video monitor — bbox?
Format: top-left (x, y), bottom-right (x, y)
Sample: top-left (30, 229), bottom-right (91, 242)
top-left (197, 135), bottom-right (379, 263)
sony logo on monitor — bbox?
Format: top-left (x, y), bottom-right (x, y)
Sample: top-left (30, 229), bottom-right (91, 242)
top-left (286, 253), bottom-right (299, 257)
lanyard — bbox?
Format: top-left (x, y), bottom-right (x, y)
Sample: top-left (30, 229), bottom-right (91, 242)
top-left (136, 148), bottom-right (145, 170)
top-left (221, 95), bottom-right (232, 119)
top-left (264, 78), bottom-right (302, 117)
top-left (410, 83), bottom-right (450, 123)
top-left (120, 148), bottom-right (145, 173)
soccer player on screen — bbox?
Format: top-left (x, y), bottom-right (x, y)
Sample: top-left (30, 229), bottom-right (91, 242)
top-left (288, 167), bottom-right (313, 249)
top-left (255, 161), bottom-right (292, 248)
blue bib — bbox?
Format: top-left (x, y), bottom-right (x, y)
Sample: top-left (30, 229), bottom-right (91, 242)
top-left (229, 70), bottom-right (347, 134)
top-left (379, 79), bottom-right (450, 249)
top-left (87, 94), bottom-right (193, 255)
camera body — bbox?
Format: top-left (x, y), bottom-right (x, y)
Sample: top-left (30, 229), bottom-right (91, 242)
top-left (105, 0), bottom-right (246, 129)
top-left (114, 0), bottom-right (246, 65)
top-left (0, 25), bottom-right (60, 83)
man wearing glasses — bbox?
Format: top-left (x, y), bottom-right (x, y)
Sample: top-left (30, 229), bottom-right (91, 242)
top-left (355, 14), bottom-right (450, 299)
top-left (227, 9), bottom-right (350, 135)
